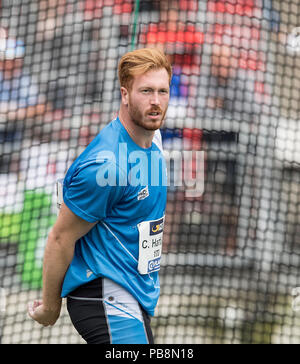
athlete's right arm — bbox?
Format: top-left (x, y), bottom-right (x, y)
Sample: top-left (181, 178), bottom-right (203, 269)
top-left (28, 203), bottom-right (96, 327)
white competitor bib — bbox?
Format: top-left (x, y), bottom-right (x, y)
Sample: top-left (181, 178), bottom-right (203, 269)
top-left (56, 178), bottom-right (64, 211)
top-left (137, 216), bottom-right (164, 275)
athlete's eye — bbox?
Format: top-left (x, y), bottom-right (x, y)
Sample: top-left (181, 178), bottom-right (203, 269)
top-left (159, 89), bottom-right (169, 95)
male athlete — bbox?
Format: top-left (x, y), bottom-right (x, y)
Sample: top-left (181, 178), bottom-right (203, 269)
top-left (28, 48), bottom-right (172, 344)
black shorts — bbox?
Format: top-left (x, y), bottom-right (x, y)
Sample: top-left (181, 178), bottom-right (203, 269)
top-left (66, 277), bottom-right (154, 344)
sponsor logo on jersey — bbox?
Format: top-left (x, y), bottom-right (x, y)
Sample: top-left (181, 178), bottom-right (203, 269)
top-left (150, 218), bottom-right (164, 235)
top-left (148, 258), bottom-right (161, 273)
top-left (137, 186), bottom-right (149, 201)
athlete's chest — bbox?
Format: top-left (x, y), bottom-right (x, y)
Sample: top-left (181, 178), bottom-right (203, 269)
top-left (113, 183), bottom-right (167, 222)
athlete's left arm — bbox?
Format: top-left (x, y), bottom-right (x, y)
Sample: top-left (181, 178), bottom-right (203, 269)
top-left (28, 203), bottom-right (96, 326)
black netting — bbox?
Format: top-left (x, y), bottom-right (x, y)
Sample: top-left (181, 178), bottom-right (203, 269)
top-left (1, 0), bottom-right (300, 344)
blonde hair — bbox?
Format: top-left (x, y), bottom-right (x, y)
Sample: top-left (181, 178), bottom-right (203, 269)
top-left (118, 48), bottom-right (172, 90)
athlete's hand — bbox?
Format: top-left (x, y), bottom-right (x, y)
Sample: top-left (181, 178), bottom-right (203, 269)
top-left (28, 299), bottom-right (61, 327)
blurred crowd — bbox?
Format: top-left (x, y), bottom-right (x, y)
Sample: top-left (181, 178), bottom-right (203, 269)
top-left (0, 0), bottom-right (279, 127)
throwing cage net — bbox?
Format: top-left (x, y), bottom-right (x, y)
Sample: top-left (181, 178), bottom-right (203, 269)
top-left (1, 0), bottom-right (300, 344)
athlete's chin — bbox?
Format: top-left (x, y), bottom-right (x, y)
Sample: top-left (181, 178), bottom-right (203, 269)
top-left (142, 118), bottom-right (164, 131)
top-left (143, 124), bottom-right (162, 131)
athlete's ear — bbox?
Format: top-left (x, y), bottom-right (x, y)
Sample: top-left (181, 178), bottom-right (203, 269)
top-left (120, 87), bottom-right (129, 106)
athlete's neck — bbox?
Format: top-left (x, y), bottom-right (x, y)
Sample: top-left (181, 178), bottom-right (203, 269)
top-left (118, 106), bottom-right (154, 149)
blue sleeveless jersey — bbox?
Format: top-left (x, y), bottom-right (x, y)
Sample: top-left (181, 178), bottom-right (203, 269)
top-left (61, 117), bottom-right (167, 316)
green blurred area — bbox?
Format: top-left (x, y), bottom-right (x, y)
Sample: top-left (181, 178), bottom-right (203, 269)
top-left (0, 213), bottom-right (22, 242)
top-left (0, 190), bottom-right (56, 288)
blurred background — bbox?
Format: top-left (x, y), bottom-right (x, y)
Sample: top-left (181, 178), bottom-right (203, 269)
top-left (0, 0), bottom-right (300, 344)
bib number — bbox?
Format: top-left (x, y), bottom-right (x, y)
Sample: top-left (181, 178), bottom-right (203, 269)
top-left (137, 217), bottom-right (164, 275)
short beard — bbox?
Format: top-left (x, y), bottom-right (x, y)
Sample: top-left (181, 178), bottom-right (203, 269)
top-left (128, 98), bottom-right (167, 131)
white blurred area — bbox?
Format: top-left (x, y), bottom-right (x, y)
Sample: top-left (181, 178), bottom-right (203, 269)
top-left (275, 117), bottom-right (300, 166)
top-left (0, 140), bottom-right (76, 213)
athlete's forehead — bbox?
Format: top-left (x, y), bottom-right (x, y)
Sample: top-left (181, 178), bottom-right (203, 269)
top-left (131, 68), bottom-right (170, 90)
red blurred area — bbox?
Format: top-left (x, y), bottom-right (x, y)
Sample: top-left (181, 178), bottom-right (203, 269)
top-left (83, 0), bottom-right (132, 19)
top-left (140, 23), bottom-right (204, 46)
top-left (207, 0), bottom-right (255, 16)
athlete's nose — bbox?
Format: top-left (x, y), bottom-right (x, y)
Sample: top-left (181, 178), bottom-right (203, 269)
top-left (150, 92), bottom-right (160, 106)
